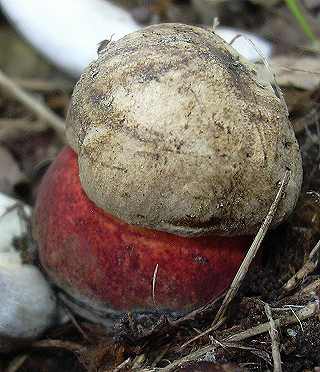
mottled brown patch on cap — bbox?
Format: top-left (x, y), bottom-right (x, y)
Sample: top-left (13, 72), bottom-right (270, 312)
top-left (66, 23), bottom-right (302, 236)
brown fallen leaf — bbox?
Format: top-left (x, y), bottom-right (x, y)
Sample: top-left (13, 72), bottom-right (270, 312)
top-left (272, 56), bottom-right (320, 91)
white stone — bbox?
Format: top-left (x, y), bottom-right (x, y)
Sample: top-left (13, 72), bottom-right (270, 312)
top-left (0, 193), bottom-right (57, 340)
top-left (0, 0), bottom-right (140, 76)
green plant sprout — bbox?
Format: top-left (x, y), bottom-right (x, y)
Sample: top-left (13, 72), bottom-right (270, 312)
top-left (285, 0), bottom-right (318, 43)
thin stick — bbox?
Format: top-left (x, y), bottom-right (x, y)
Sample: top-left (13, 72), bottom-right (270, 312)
top-left (158, 344), bottom-right (216, 372)
top-left (279, 278), bottom-right (320, 304)
top-left (118, 293), bottom-right (224, 344)
top-left (265, 304), bottom-right (282, 372)
top-left (112, 357), bottom-right (131, 372)
top-left (14, 78), bottom-right (73, 92)
top-left (300, 278), bottom-right (320, 297)
top-left (229, 34), bottom-right (286, 108)
top-left (151, 345), bottom-right (170, 367)
top-left (179, 316), bottom-right (225, 350)
top-left (31, 339), bottom-right (84, 352)
top-left (0, 68), bottom-right (65, 139)
top-left (283, 239), bottom-right (320, 292)
top-left (63, 306), bottom-right (91, 341)
top-left (226, 301), bottom-right (318, 342)
top-left (169, 292), bottom-right (224, 325)
top-left (152, 264), bottom-right (159, 308)
top-left (5, 354), bottom-right (28, 372)
top-left (160, 341), bottom-right (270, 372)
top-left (287, 305), bottom-right (304, 332)
top-left (213, 171), bottom-right (290, 325)
top-left (159, 302), bottom-right (319, 372)
top-left (272, 65), bottom-right (320, 76)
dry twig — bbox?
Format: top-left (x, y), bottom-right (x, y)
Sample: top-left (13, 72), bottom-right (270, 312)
top-left (132, 354), bottom-right (146, 369)
top-left (300, 277), bottom-right (320, 297)
top-left (151, 345), bottom-right (171, 367)
top-left (31, 339), bottom-right (85, 353)
top-left (226, 301), bottom-right (318, 342)
top-left (179, 316), bottom-right (225, 350)
top-left (283, 239), bottom-right (320, 292)
top-left (213, 170), bottom-right (291, 325)
top-left (265, 303), bottom-right (282, 372)
top-left (14, 78), bottom-right (73, 92)
top-left (0, 68), bottom-right (65, 139)
top-left (112, 357), bottom-right (131, 372)
top-left (62, 306), bottom-right (91, 342)
top-left (118, 293), bottom-right (224, 344)
top-left (157, 301), bottom-right (319, 371)
top-left (229, 33), bottom-right (286, 108)
top-left (5, 354), bottom-right (28, 372)
top-left (152, 264), bottom-right (159, 308)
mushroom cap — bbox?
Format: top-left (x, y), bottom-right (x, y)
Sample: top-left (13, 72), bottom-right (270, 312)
top-left (66, 23), bottom-right (302, 237)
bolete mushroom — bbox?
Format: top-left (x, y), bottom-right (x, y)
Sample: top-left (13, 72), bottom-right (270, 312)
top-left (33, 24), bottom-right (302, 327)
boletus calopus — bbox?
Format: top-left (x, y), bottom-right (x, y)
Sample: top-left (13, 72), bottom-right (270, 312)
top-left (33, 23), bottom-right (302, 328)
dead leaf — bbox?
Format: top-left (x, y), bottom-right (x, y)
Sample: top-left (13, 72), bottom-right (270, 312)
top-left (272, 56), bottom-right (320, 90)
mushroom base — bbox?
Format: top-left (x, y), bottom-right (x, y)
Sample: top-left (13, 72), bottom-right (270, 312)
top-left (56, 284), bottom-right (184, 330)
top-left (33, 147), bottom-right (251, 328)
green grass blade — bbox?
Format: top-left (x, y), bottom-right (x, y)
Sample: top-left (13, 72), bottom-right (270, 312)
top-left (284, 0), bottom-right (318, 42)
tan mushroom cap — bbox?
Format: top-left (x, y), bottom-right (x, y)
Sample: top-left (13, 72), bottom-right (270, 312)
top-left (66, 23), bottom-right (302, 237)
